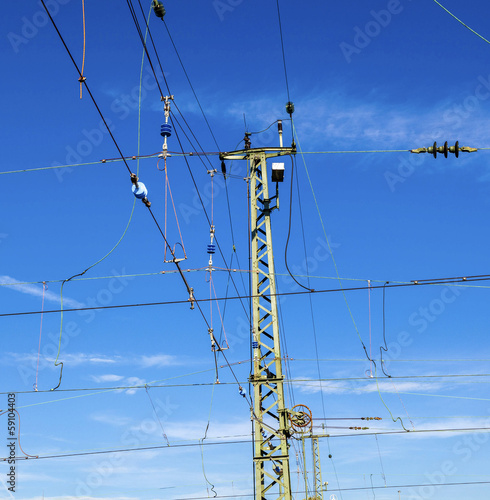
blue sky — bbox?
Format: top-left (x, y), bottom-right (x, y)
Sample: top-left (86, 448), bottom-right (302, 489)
top-left (2, 1), bottom-right (490, 499)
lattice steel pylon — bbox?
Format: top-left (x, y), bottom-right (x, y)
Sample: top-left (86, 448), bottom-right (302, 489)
top-left (221, 142), bottom-right (295, 500)
top-left (312, 436), bottom-right (324, 500)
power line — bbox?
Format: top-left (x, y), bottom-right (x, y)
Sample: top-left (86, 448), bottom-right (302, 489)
top-left (39, 0), bottom-right (132, 176)
top-left (3, 372), bottom-right (490, 396)
top-left (5, 428), bottom-right (490, 463)
top-left (157, 481), bottom-right (490, 500)
top-left (432, 0), bottom-right (490, 45)
top-left (4, 147), bottom-right (490, 176)
top-left (2, 274), bottom-right (489, 318)
top-left (162, 18), bottom-right (221, 152)
top-left (125, 0), bottom-right (165, 98)
top-left (275, 0), bottom-right (291, 104)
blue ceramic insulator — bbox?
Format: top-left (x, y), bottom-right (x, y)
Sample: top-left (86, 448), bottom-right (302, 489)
top-left (132, 182), bottom-right (148, 200)
top-left (207, 244), bottom-right (216, 254)
top-left (160, 123), bottom-right (172, 137)
top-left (252, 341), bottom-right (258, 349)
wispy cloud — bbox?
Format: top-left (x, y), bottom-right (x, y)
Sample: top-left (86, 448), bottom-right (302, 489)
top-left (408, 417), bottom-right (490, 439)
top-left (125, 377), bottom-right (146, 395)
top-left (0, 275), bottom-right (84, 308)
top-left (3, 352), bottom-right (179, 368)
top-left (218, 87), bottom-right (490, 154)
top-left (163, 419), bottom-right (250, 441)
top-left (90, 374), bottom-right (125, 383)
top-left (139, 354), bottom-right (179, 368)
top-left (293, 377), bottom-right (443, 395)
top-left (91, 413), bottom-right (133, 427)
top-left (4, 352), bottom-right (119, 367)
top-left (90, 374), bottom-right (146, 395)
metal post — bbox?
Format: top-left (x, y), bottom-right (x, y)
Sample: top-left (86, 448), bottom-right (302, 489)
top-left (302, 435), bottom-right (308, 500)
top-left (312, 437), bottom-right (323, 500)
top-left (220, 145), bottom-right (295, 500)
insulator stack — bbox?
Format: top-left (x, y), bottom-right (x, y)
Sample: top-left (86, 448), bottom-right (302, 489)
top-left (160, 123), bottom-right (172, 137)
top-left (132, 183), bottom-right (147, 199)
top-left (410, 140), bottom-right (477, 158)
top-left (152, 0), bottom-right (166, 18)
top-left (207, 244), bottom-right (216, 255)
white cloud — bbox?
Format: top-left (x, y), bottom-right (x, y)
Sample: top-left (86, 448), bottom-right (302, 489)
top-left (3, 352), bottom-right (119, 367)
top-left (293, 377), bottom-right (443, 395)
top-left (90, 413), bottom-right (133, 427)
top-left (125, 377), bottom-right (146, 395)
top-left (0, 275), bottom-right (85, 308)
top-left (139, 354), bottom-right (179, 368)
top-left (163, 419), bottom-right (250, 442)
top-left (408, 417), bottom-right (490, 439)
top-left (90, 374), bottom-right (146, 395)
top-left (219, 88), bottom-right (490, 160)
top-left (90, 374), bottom-right (125, 383)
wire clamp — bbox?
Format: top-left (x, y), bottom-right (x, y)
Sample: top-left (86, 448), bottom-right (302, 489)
top-left (208, 327), bottom-right (216, 351)
top-left (130, 173), bottom-right (139, 187)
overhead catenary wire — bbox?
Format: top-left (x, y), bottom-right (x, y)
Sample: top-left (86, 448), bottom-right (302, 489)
top-left (39, 0), bottom-right (133, 175)
top-left (11, 5), bottom-right (490, 496)
top-left (4, 371), bottom-right (490, 400)
top-left (3, 273), bottom-right (490, 318)
top-left (293, 155), bottom-right (344, 496)
top-left (33, 282), bottom-right (47, 392)
top-left (432, 0), bottom-right (490, 45)
top-left (5, 146), bottom-right (490, 176)
top-left (5, 270), bottom-right (490, 289)
top-left (43, 1), bottom-right (154, 389)
top-left (4, 428), bottom-right (490, 463)
top-left (79, 0), bottom-right (86, 99)
top-left (51, 198), bottom-right (136, 390)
